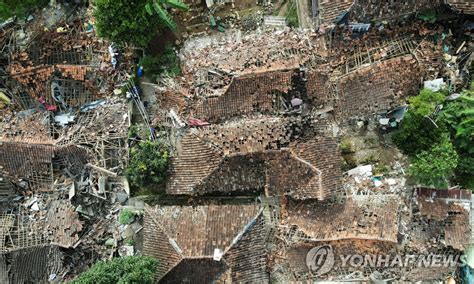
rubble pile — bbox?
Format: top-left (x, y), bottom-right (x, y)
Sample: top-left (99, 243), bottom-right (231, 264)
top-left (0, 0), bottom-right (472, 282)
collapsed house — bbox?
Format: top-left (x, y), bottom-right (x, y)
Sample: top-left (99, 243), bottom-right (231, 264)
top-left (0, 7), bottom-right (134, 281)
top-left (268, 189), bottom-right (471, 282)
top-left (144, 11), bottom-right (474, 280)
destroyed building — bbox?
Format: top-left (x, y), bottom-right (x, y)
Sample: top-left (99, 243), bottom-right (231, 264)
top-left (145, 8), bottom-right (474, 280)
top-left (0, 0), bottom-right (472, 282)
top-left (0, 5), bottom-right (135, 282)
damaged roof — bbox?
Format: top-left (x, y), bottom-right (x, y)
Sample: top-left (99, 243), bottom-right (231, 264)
top-left (447, 0), bottom-right (474, 14)
top-left (143, 203), bottom-right (269, 282)
top-left (285, 195), bottom-right (400, 242)
top-left (167, 118), bottom-right (342, 200)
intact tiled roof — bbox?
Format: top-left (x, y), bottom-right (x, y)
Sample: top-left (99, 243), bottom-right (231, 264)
top-left (143, 204), bottom-right (265, 282)
top-left (286, 195), bottom-right (400, 242)
top-left (447, 0), bottom-right (474, 14)
top-left (336, 56), bottom-right (420, 119)
top-left (167, 134), bottom-right (222, 195)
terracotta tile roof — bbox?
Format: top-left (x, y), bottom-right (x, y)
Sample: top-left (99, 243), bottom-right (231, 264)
top-left (167, 134), bottom-right (222, 195)
top-left (192, 70), bottom-right (293, 123)
top-left (319, 0), bottom-right (354, 24)
top-left (350, 0), bottom-right (442, 22)
top-left (416, 197), bottom-right (471, 250)
top-left (336, 56), bottom-right (420, 119)
top-left (447, 0), bottom-right (474, 14)
top-left (8, 246), bottom-right (63, 283)
top-left (143, 204), bottom-right (263, 281)
top-left (168, 118), bottom-right (341, 200)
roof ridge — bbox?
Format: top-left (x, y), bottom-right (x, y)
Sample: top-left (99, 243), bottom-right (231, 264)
top-left (143, 205), bottom-right (185, 259)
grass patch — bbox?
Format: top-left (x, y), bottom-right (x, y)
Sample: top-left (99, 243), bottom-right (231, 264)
top-left (119, 209), bottom-right (136, 225)
top-left (340, 139), bottom-right (354, 154)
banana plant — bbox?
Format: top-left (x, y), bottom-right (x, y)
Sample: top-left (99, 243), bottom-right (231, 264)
top-left (145, 0), bottom-right (189, 31)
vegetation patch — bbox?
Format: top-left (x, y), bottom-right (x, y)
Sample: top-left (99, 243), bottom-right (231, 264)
top-left (118, 209), bottom-right (137, 225)
top-left (71, 256), bottom-right (158, 284)
top-left (0, 0), bottom-right (48, 21)
top-left (125, 140), bottom-right (170, 188)
top-left (393, 86), bottom-right (474, 189)
top-left (285, 0), bottom-right (298, 28)
top-left (139, 45), bottom-right (181, 79)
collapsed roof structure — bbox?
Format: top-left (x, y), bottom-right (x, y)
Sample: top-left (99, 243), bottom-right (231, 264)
top-left (145, 6), bottom-right (473, 279)
top-left (0, 6), bottom-right (134, 282)
top-left (0, 0), bottom-right (472, 282)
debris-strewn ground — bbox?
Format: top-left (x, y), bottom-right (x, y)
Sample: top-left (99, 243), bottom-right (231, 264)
top-left (0, 0), bottom-right (473, 283)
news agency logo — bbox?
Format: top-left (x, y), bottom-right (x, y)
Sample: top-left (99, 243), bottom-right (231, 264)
top-left (306, 245), bottom-right (335, 276)
top-left (305, 245), bottom-right (467, 276)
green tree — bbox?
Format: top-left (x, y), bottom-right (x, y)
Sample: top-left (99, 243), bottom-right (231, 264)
top-left (392, 112), bottom-right (447, 156)
top-left (139, 45), bottom-right (181, 77)
top-left (393, 88), bottom-right (447, 155)
top-left (408, 88), bottom-right (446, 116)
top-left (0, 0), bottom-right (48, 21)
top-left (409, 136), bottom-right (459, 188)
top-left (125, 140), bottom-right (169, 188)
top-left (72, 256), bottom-right (158, 284)
top-left (93, 0), bottom-right (163, 47)
top-left (145, 0), bottom-right (189, 31)
top-left (440, 88), bottom-right (474, 188)
top-left (285, 1), bottom-right (298, 28)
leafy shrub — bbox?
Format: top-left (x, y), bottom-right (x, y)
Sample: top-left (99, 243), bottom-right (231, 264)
top-left (393, 88), bottom-right (448, 155)
top-left (125, 140), bottom-right (169, 188)
top-left (125, 238), bottom-right (135, 246)
top-left (119, 209), bottom-right (136, 225)
top-left (93, 0), bottom-right (163, 47)
top-left (140, 45), bottom-right (181, 77)
top-left (408, 88), bottom-right (446, 116)
top-left (71, 256), bottom-right (158, 284)
top-left (0, 0), bottom-right (48, 20)
top-left (439, 88), bottom-right (474, 190)
top-left (392, 112), bottom-right (447, 156)
top-left (340, 139), bottom-right (354, 154)
top-left (409, 136), bottom-right (459, 189)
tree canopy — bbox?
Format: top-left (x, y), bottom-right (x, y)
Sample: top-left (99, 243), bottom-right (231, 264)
top-left (71, 256), bottom-right (158, 284)
top-left (409, 135), bottom-right (459, 188)
top-left (0, 0), bottom-right (48, 21)
top-left (394, 86), bottom-right (474, 189)
top-left (93, 0), bottom-right (163, 47)
top-left (125, 140), bottom-right (169, 188)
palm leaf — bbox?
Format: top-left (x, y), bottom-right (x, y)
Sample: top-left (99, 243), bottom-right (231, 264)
top-left (153, 1), bottom-right (177, 31)
top-left (163, 0), bottom-right (189, 11)
top-left (145, 3), bottom-right (154, 15)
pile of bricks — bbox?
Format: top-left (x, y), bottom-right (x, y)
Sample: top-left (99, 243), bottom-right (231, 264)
top-left (192, 70), bottom-right (293, 122)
